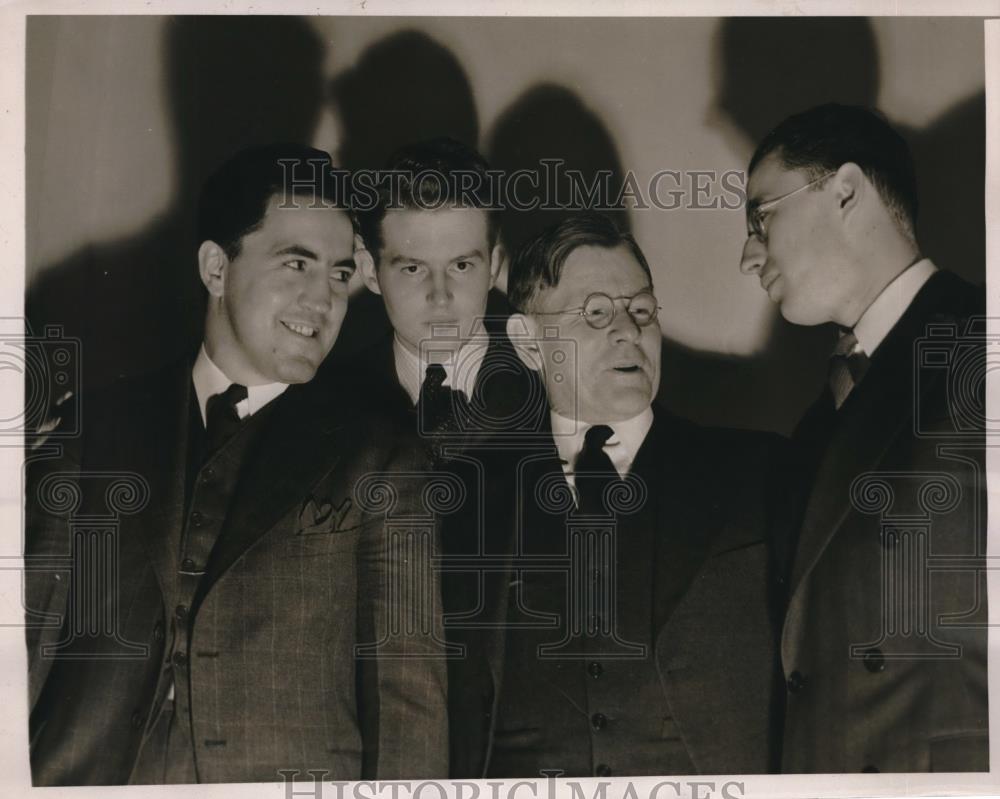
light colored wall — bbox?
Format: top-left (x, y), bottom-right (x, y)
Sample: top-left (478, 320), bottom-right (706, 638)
top-left (27, 15), bottom-right (985, 358)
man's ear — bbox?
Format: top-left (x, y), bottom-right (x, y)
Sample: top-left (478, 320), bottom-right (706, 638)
top-left (488, 242), bottom-right (505, 288)
top-left (506, 313), bottom-right (545, 373)
top-left (833, 162), bottom-right (865, 219)
top-left (198, 241), bottom-right (228, 299)
top-left (355, 247), bottom-right (381, 295)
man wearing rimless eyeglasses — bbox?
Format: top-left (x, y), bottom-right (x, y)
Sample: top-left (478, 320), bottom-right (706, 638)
top-left (473, 213), bottom-right (779, 777)
top-left (740, 104), bottom-right (987, 774)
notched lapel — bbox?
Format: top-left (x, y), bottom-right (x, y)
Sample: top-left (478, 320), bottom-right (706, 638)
top-left (201, 383), bottom-right (348, 587)
top-left (788, 271), bottom-right (970, 598)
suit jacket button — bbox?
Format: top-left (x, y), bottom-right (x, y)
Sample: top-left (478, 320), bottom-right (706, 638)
top-left (152, 621), bottom-right (164, 642)
top-left (863, 648), bottom-right (886, 673)
top-left (173, 650), bottom-right (188, 668)
top-left (175, 604), bottom-right (189, 623)
top-left (595, 764), bottom-right (612, 777)
top-left (201, 467), bottom-right (215, 483)
top-left (130, 710), bottom-right (145, 730)
top-left (862, 765), bottom-right (879, 773)
top-left (588, 662), bottom-right (604, 679)
top-left (190, 511), bottom-right (204, 527)
top-left (787, 671), bottom-right (806, 693)
top-left (181, 558), bottom-right (197, 572)
top-left (591, 713), bottom-right (607, 730)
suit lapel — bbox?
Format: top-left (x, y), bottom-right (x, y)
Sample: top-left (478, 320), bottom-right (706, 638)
top-left (197, 379), bottom-right (348, 591)
top-left (643, 411), bottom-right (720, 636)
top-left (787, 270), bottom-right (971, 601)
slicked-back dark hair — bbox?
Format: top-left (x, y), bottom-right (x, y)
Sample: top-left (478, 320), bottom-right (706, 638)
top-left (197, 142), bottom-right (357, 260)
top-left (749, 103), bottom-right (918, 238)
top-left (508, 213), bottom-right (652, 312)
top-left (357, 136), bottom-right (498, 263)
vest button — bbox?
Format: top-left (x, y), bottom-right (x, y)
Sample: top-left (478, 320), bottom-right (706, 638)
top-left (591, 712), bottom-right (607, 730)
top-left (588, 662), bottom-right (604, 679)
top-left (595, 764), bottom-right (612, 777)
top-left (172, 650), bottom-right (188, 668)
top-left (152, 621), bottom-right (164, 642)
top-left (787, 671), bottom-right (806, 693)
top-left (130, 710), bottom-right (145, 730)
top-left (190, 511), bottom-right (204, 527)
top-left (863, 648), bottom-right (886, 673)
top-left (175, 604), bottom-right (189, 623)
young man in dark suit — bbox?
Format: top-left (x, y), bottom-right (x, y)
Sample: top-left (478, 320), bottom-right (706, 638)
top-left (475, 213), bottom-right (779, 778)
top-left (739, 103), bottom-right (987, 772)
top-left (24, 144), bottom-right (447, 785)
top-left (350, 139), bottom-right (543, 777)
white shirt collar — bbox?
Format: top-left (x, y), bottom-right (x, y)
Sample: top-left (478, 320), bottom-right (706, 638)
top-left (550, 406), bottom-right (655, 486)
top-left (392, 333), bottom-right (490, 406)
top-left (853, 258), bottom-right (938, 356)
top-left (191, 345), bottom-right (289, 425)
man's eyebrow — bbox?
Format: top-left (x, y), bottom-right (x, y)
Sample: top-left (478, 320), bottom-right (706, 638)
top-left (452, 250), bottom-right (484, 262)
top-left (332, 257), bottom-right (356, 269)
top-left (389, 254), bottom-right (426, 266)
top-left (274, 244), bottom-right (318, 260)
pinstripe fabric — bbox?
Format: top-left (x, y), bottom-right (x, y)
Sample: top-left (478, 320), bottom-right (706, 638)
top-left (26, 359), bottom-right (448, 784)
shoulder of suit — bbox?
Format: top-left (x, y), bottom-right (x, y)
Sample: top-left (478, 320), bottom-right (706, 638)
top-left (650, 404), bottom-right (784, 474)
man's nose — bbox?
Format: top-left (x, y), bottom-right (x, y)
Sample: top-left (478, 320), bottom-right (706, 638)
top-left (427, 271), bottom-right (453, 306)
top-left (300, 271), bottom-right (333, 313)
top-left (608, 303), bottom-right (642, 342)
top-left (740, 235), bottom-right (766, 276)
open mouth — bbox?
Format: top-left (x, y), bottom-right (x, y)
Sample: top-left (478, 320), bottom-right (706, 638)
top-left (281, 321), bottom-right (318, 338)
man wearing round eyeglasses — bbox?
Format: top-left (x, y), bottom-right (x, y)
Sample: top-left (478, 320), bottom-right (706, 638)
top-left (740, 104), bottom-right (987, 773)
top-left (480, 213), bottom-right (778, 777)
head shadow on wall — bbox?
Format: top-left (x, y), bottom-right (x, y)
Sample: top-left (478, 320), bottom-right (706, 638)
top-left (487, 83), bottom-right (631, 266)
top-left (27, 15), bottom-right (327, 394)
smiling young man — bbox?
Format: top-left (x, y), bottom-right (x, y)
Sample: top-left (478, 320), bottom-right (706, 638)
top-left (739, 104), bottom-right (987, 773)
top-left (477, 213), bottom-right (780, 778)
top-left (25, 144), bottom-right (447, 785)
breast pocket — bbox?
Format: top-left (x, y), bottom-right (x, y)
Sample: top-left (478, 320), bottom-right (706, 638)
top-left (283, 526), bottom-right (366, 558)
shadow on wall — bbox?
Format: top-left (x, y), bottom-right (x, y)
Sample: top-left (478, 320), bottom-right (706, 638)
top-left (27, 16), bottom-right (327, 394)
top-left (486, 83), bottom-right (631, 265)
top-left (329, 29), bottom-right (480, 173)
top-left (659, 16), bottom-right (986, 435)
top-left (327, 29), bottom-right (484, 363)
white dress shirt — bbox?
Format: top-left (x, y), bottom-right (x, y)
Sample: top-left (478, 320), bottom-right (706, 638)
top-left (392, 333), bottom-right (490, 405)
top-left (191, 345), bottom-right (289, 424)
top-left (852, 258), bottom-right (938, 356)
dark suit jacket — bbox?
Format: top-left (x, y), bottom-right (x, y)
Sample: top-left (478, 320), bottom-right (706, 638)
top-left (24, 358), bottom-right (448, 784)
top-left (777, 270), bottom-right (988, 772)
top-left (460, 405), bottom-right (781, 777)
top-left (344, 320), bottom-right (545, 777)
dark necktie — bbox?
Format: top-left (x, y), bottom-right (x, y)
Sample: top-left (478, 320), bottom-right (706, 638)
top-left (204, 383), bottom-right (248, 456)
top-left (828, 331), bottom-right (870, 410)
top-left (418, 364), bottom-right (467, 460)
top-left (573, 424), bottom-right (620, 516)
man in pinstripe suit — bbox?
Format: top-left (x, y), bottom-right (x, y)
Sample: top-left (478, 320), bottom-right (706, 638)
top-left (24, 144), bottom-right (448, 784)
